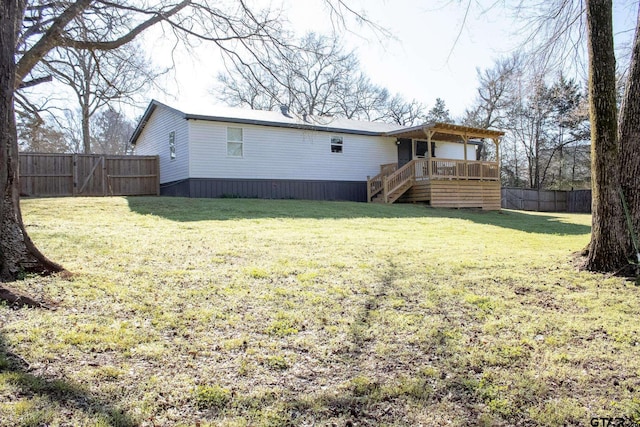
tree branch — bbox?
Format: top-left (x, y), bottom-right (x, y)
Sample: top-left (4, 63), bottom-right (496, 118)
top-left (16, 0), bottom-right (93, 87)
top-left (57, 0), bottom-right (190, 50)
top-left (17, 75), bottom-right (53, 89)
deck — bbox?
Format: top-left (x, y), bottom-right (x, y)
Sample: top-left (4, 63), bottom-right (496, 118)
top-left (366, 158), bottom-right (501, 210)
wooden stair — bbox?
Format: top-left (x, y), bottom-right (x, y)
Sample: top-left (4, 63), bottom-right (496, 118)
top-left (367, 160), bottom-right (416, 203)
top-left (371, 179), bottom-right (413, 203)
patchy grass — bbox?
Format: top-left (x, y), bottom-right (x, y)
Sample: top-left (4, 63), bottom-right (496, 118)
top-left (1, 196), bottom-right (639, 426)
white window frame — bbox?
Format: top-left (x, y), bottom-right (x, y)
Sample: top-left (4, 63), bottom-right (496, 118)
top-left (331, 136), bottom-right (343, 153)
top-left (227, 127), bottom-right (244, 158)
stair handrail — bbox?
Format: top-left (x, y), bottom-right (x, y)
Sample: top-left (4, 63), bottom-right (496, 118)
top-left (367, 163), bottom-right (398, 201)
top-left (384, 160), bottom-right (416, 202)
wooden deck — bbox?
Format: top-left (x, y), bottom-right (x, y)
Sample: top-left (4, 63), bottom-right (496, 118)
top-left (367, 158), bottom-right (501, 210)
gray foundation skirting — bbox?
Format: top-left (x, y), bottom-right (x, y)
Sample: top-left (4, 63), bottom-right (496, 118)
top-left (160, 178), bottom-right (367, 202)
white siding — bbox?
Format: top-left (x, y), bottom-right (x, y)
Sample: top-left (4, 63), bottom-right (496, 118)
top-left (434, 141), bottom-right (477, 160)
top-left (134, 107), bottom-right (189, 183)
top-left (188, 120), bottom-right (397, 181)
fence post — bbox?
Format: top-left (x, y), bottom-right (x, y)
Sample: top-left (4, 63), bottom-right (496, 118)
top-left (155, 156), bottom-right (160, 196)
top-left (102, 155), bottom-right (107, 196)
top-left (72, 154), bottom-right (77, 196)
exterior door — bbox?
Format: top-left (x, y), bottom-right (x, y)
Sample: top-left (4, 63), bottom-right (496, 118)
top-left (397, 138), bottom-right (412, 167)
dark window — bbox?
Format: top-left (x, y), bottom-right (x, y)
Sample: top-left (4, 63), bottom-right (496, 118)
top-left (416, 141), bottom-right (428, 157)
top-left (331, 136), bottom-right (343, 153)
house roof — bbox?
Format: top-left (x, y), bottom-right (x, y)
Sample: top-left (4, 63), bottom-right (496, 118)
top-left (130, 100), bottom-right (407, 144)
top-left (130, 100), bottom-right (505, 145)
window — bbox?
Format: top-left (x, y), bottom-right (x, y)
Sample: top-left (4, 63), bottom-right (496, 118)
top-left (416, 140), bottom-right (428, 157)
top-left (169, 131), bottom-right (176, 160)
top-left (227, 127), bottom-right (243, 157)
top-left (331, 136), bottom-right (343, 153)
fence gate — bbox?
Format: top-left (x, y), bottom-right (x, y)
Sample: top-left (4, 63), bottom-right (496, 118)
top-left (75, 155), bottom-right (105, 196)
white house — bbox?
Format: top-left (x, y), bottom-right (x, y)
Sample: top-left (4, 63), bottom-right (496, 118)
top-left (131, 100), bottom-right (503, 208)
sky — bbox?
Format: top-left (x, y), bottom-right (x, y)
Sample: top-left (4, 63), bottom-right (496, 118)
top-left (142, 1), bottom-right (637, 120)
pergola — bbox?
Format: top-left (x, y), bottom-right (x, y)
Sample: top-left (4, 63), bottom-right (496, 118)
top-left (384, 122), bottom-right (504, 163)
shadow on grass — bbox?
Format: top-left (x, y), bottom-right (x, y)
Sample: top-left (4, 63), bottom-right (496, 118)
top-left (0, 331), bottom-right (136, 426)
top-left (126, 196), bottom-right (591, 236)
top-left (434, 208), bottom-right (591, 236)
top-left (126, 196), bottom-right (429, 221)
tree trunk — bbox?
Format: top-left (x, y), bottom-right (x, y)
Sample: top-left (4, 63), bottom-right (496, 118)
top-left (1, 0), bottom-right (63, 282)
top-left (81, 55), bottom-right (92, 154)
top-left (583, 0), bottom-right (627, 271)
top-left (618, 5), bottom-right (640, 264)
top-left (82, 97), bottom-right (91, 154)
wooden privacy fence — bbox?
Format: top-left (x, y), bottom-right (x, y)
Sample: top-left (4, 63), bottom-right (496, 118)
top-left (501, 187), bottom-right (591, 213)
top-left (19, 153), bottom-right (159, 197)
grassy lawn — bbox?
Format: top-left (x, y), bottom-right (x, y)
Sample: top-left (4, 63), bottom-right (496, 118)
top-left (1, 197), bottom-right (639, 426)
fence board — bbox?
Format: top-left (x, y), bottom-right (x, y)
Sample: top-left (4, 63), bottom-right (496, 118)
top-left (501, 187), bottom-right (591, 213)
top-left (19, 153), bottom-right (159, 197)
top-left (567, 190), bottom-right (592, 213)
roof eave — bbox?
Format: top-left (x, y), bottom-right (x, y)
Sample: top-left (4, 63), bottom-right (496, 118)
top-left (130, 100), bottom-right (188, 145)
top-left (383, 122), bottom-right (505, 139)
top-left (185, 114), bottom-right (391, 136)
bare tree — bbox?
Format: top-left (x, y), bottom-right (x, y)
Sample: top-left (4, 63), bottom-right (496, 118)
top-left (381, 95), bottom-right (426, 126)
top-left (215, 31), bottom-right (425, 124)
top-left (37, 42), bottom-right (162, 154)
top-left (617, 3), bottom-right (640, 269)
top-left (463, 54), bottom-right (521, 129)
top-left (583, 0), bottom-right (627, 271)
top-left (217, 32), bottom-right (359, 116)
top-left (91, 107), bottom-right (136, 155)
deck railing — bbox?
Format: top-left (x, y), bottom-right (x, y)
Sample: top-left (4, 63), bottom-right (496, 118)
top-left (430, 158), bottom-right (499, 180)
top-left (367, 158), bottom-right (499, 202)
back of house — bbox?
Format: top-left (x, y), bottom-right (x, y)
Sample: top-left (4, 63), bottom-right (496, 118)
top-left (131, 100), bottom-right (503, 209)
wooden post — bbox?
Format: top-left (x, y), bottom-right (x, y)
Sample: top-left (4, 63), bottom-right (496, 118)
top-left (155, 155), bottom-right (160, 196)
top-left (72, 154), bottom-right (77, 196)
top-left (462, 134), bottom-right (468, 179)
top-left (101, 155), bottom-right (107, 196)
top-left (426, 130), bottom-right (433, 178)
top-left (366, 175), bottom-right (371, 202)
top-left (493, 137), bottom-right (500, 174)
top-left (383, 176), bottom-right (389, 203)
